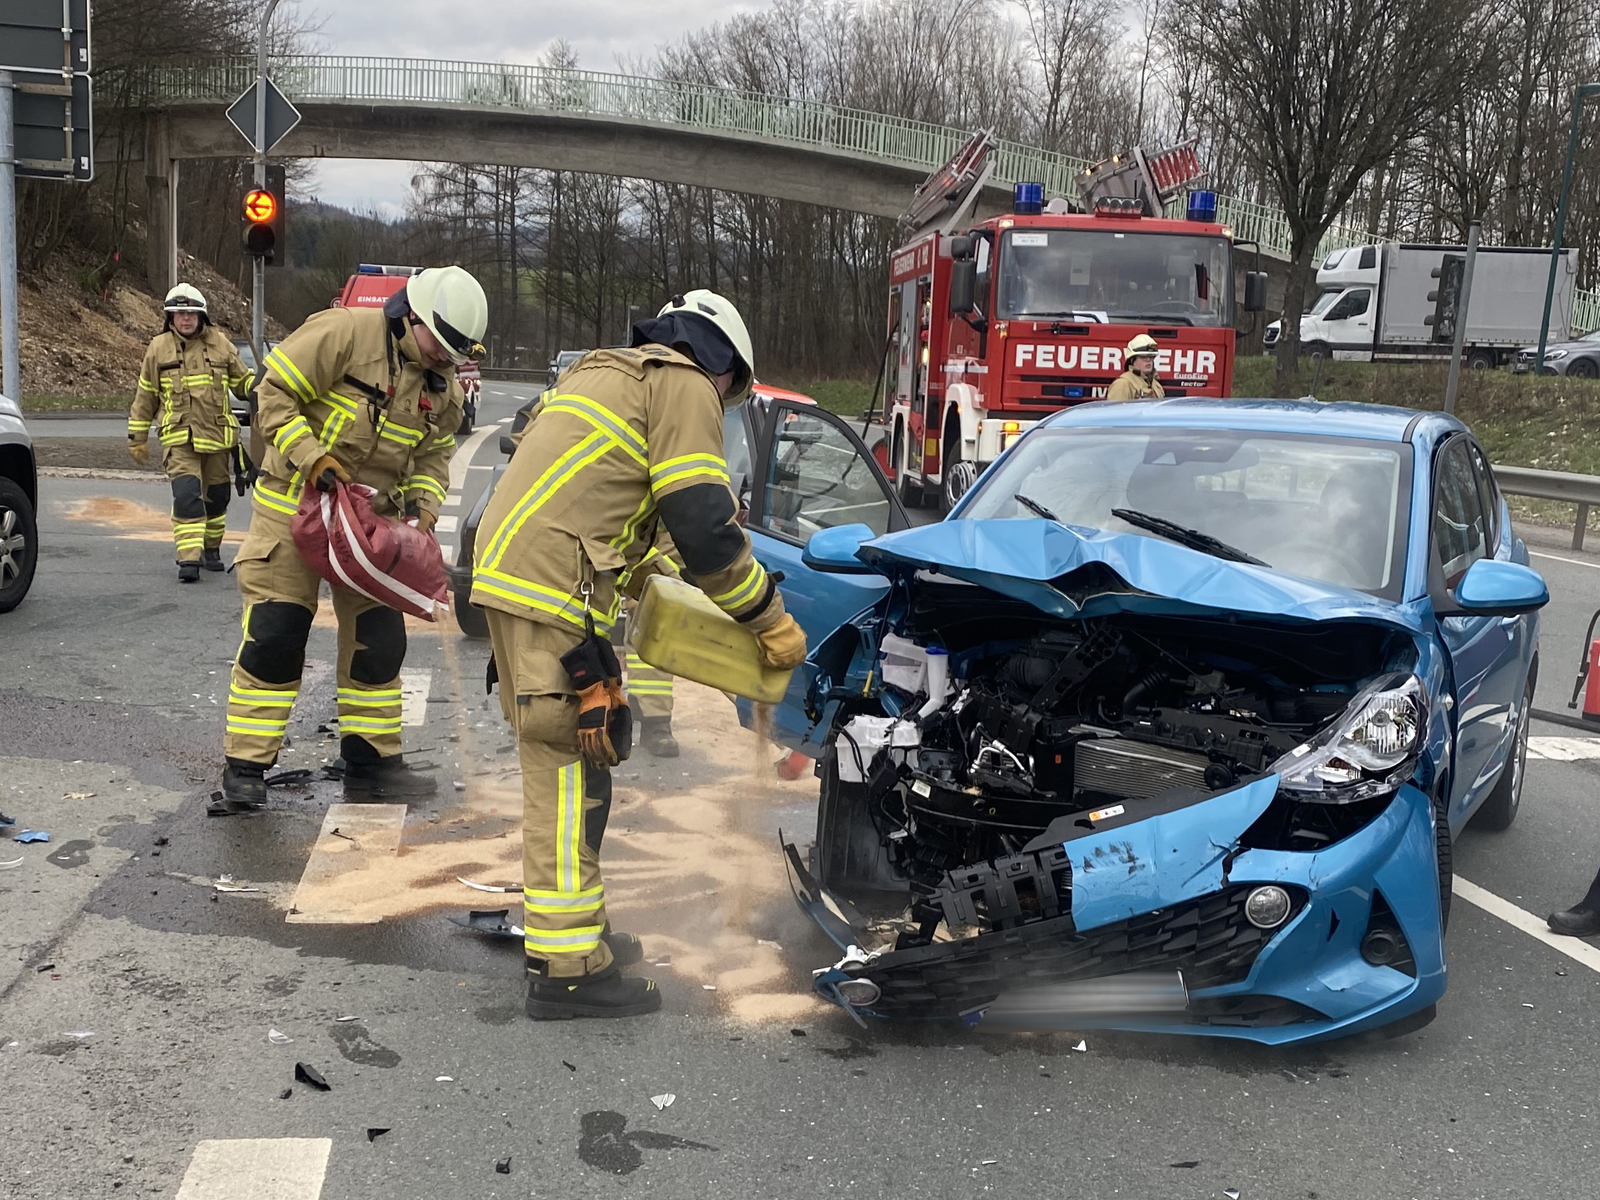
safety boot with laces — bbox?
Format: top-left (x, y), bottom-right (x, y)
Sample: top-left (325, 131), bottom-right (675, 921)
top-left (218, 759), bottom-right (268, 808)
top-left (201, 548), bottom-right (225, 572)
top-left (640, 718), bottom-right (679, 758)
top-left (526, 965), bottom-right (661, 1020)
top-left (178, 561), bottom-right (201, 583)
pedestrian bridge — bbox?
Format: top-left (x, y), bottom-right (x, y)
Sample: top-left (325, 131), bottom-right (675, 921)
top-left (136, 56), bottom-right (1600, 333)
top-left (137, 56), bottom-right (1359, 258)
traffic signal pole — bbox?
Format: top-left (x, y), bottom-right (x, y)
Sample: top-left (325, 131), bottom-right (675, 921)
top-left (1443, 221), bottom-right (1480, 415)
top-left (0, 71), bottom-right (18, 403)
top-left (250, 0), bottom-right (282, 370)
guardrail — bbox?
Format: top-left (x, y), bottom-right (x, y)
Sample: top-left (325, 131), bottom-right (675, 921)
top-left (478, 366), bottom-right (547, 384)
top-left (1495, 465), bottom-right (1600, 550)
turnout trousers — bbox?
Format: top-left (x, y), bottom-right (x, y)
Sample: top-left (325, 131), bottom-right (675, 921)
top-left (223, 504), bottom-right (407, 767)
top-left (617, 604), bottom-right (673, 720)
top-left (165, 443), bottom-right (231, 563)
top-left (485, 607), bottom-right (615, 980)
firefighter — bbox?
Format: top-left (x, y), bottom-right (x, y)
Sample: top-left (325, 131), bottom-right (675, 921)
top-left (218, 265), bottom-right (487, 809)
top-left (129, 285), bottom-right (253, 581)
top-left (472, 289), bottom-right (807, 1019)
top-left (1106, 333), bottom-right (1165, 401)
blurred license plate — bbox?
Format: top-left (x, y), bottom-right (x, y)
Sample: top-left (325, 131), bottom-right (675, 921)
top-left (977, 970), bottom-right (1189, 1030)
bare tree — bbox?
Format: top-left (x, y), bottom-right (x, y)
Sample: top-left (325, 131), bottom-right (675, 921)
top-left (1185, 0), bottom-right (1495, 388)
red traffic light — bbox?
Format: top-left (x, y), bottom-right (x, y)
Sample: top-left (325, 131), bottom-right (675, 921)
top-left (244, 189), bottom-right (278, 222)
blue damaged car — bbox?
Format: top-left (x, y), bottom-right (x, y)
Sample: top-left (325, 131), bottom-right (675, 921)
top-left (730, 397), bottom-right (1547, 1043)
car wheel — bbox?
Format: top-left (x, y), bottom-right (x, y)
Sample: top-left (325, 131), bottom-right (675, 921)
top-left (455, 591), bottom-right (489, 639)
top-left (458, 400), bottom-right (475, 436)
top-left (0, 476), bottom-right (38, 614)
top-left (1433, 779), bottom-right (1452, 934)
top-left (1304, 341), bottom-right (1332, 361)
top-left (1569, 357), bottom-right (1599, 380)
top-left (1464, 349), bottom-right (1496, 371)
top-left (939, 428), bottom-right (976, 515)
top-left (1471, 675), bottom-right (1533, 831)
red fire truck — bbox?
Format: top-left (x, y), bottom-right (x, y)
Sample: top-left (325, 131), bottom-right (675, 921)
top-left (332, 264), bottom-right (481, 434)
top-left (872, 135), bottom-right (1266, 510)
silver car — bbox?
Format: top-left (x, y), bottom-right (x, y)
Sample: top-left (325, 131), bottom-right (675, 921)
top-left (1514, 329), bottom-right (1600, 377)
top-left (0, 392), bottom-right (38, 612)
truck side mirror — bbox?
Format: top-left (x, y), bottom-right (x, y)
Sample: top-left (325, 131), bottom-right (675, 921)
top-left (949, 234), bottom-right (975, 261)
top-left (1244, 271), bottom-right (1267, 313)
top-left (949, 260), bottom-right (977, 315)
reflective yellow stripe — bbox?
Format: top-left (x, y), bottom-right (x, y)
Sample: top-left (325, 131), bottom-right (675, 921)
top-left (338, 717), bottom-right (403, 734)
top-left (337, 687), bottom-right (402, 698)
top-left (523, 884), bottom-right (604, 914)
top-left (376, 418), bottom-right (425, 447)
top-left (227, 717), bottom-right (289, 733)
top-left (274, 416), bottom-right (312, 454)
top-left (650, 452), bottom-right (730, 491)
top-left (137, 378), bottom-right (159, 393)
top-left (182, 374), bottom-right (217, 385)
top-left (471, 569), bottom-right (619, 635)
top-left (609, 494), bottom-right (654, 555)
top-left (651, 462), bottom-right (731, 490)
top-left (627, 683), bottom-right (675, 695)
top-left (193, 436), bottom-right (235, 452)
top-left (319, 409), bottom-right (350, 450)
top-left (711, 561), bottom-right (766, 610)
top-left (522, 924), bottom-right (604, 954)
top-left (433, 434), bottom-right (456, 451)
top-left (160, 431), bottom-right (187, 445)
top-left (253, 480), bottom-right (302, 515)
top-left (544, 395), bottom-right (648, 466)
top-left (230, 686), bottom-right (297, 704)
top-left (557, 760), bottom-right (580, 895)
top-left (322, 390), bottom-right (359, 417)
top-left (265, 348), bottom-right (315, 402)
top-left (479, 431), bottom-right (613, 567)
top-left (128, 422), bottom-right (152, 433)
top-left (405, 476), bottom-right (447, 503)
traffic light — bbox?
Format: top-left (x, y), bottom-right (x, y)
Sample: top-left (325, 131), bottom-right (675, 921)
top-left (241, 164), bottom-right (286, 264)
top-left (1427, 254), bottom-right (1464, 345)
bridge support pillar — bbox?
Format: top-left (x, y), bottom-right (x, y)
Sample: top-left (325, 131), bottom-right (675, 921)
top-left (144, 117), bottom-right (179, 293)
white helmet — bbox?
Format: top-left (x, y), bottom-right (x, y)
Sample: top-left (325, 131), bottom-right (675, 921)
top-left (164, 283), bottom-right (208, 328)
top-left (657, 289), bottom-right (755, 404)
top-left (1126, 333), bottom-right (1160, 357)
top-left (405, 266), bottom-right (488, 366)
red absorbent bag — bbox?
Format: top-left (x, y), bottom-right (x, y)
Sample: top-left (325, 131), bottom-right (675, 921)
top-left (291, 482), bottom-right (449, 621)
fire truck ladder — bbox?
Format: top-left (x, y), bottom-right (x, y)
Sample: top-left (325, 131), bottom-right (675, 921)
top-left (899, 128), bottom-right (997, 239)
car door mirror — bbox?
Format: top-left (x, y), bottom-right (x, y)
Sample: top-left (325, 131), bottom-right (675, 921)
top-left (1453, 558), bottom-right (1549, 616)
top-left (499, 433), bottom-right (517, 456)
top-left (801, 523), bottom-right (880, 574)
top-left (1243, 271), bottom-right (1267, 313)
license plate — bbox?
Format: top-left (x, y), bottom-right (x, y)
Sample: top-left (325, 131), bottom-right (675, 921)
top-left (979, 969), bottom-right (1189, 1030)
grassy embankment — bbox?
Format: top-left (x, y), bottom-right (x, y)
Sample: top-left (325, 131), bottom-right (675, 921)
top-left (767, 359), bottom-right (1600, 532)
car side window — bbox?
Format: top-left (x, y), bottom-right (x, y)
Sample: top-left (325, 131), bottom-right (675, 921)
top-left (723, 409), bottom-right (753, 513)
top-left (1331, 288), bottom-right (1370, 320)
top-left (1466, 441), bottom-right (1500, 550)
top-left (758, 409), bottom-right (892, 542)
top-left (1434, 439), bottom-right (1488, 588)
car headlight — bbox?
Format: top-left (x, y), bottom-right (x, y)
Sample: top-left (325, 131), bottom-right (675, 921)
top-left (1544, 349), bottom-right (1569, 361)
top-left (1270, 674), bottom-right (1426, 804)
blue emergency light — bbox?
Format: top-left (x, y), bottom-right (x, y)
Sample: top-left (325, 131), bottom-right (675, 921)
top-left (1186, 191), bottom-right (1218, 223)
top-left (1013, 182), bottom-right (1044, 216)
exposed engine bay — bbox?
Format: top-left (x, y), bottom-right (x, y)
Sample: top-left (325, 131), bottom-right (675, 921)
top-left (812, 592), bottom-right (1411, 958)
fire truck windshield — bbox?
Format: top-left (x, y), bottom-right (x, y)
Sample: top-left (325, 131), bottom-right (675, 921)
top-left (995, 229), bottom-right (1233, 326)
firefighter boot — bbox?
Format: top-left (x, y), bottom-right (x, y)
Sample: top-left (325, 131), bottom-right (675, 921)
top-left (340, 735), bottom-right (437, 800)
top-left (1549, 868), bottom-right (1600, 936)
top-left (603, 927), bottom-right (645, 968)
top-left (201, 548), bottom-right (225, 572)
top-left (218, 758), bottom-right (268, 809)
top-left (178, 561), bottom-right (201, 583)
top-left (526, 965), bottom-right (662, 1020)
top-left (639, 717), bottom-right (679, 758)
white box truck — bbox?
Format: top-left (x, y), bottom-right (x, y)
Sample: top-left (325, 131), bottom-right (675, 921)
top-left (1262, 242), bottom-right (1579, 368)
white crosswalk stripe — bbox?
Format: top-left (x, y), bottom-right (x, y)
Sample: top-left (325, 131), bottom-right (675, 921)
top-left (1527, 736), bottom-right (1600, 761)
top-left (399, 667), bottom-right (431, 726)
top-left (175, 1138), bottom-right (331, 1199)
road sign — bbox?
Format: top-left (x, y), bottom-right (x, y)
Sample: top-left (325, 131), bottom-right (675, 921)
top-left (0, 0), bottom-right (91, 76)
top-left (226, 77), bottom-right (302, 154)
top-left (13, 74), bottom-right (92, 181)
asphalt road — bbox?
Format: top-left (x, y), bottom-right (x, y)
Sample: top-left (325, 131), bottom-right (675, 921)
top-left (5, 381), bottom-right (1600, 1200)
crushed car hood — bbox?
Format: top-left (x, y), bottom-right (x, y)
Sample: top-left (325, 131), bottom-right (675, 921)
top-left (855, 518), bottom-right (1422, 632)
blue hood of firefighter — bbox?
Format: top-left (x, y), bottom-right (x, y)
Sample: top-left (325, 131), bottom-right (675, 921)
top-left (852, 518), bottom-right (1422, 632)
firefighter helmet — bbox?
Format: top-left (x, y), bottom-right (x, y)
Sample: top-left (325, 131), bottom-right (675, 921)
top-left (406, 266), bottom-right (488, 366)
top-left (657, 289), bottom-right (755, 405)
top-left (163, 284), bottom-right (209, 330)
top-left (1126, 333), bottom-right (1160, 357)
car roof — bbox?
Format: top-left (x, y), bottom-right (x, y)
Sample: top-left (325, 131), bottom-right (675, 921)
top-left (1043, 398), bottom-right (1465, 443)
top-left (752, 383), bottom-right (817, 406)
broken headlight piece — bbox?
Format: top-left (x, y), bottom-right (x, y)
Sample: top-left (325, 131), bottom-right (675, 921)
top-left (1270, 673), bottom-right (1426, 804)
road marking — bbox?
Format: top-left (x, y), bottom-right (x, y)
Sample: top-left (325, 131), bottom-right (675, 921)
top-left (286, 804), bottom-right (409, 924)
top-left (1454, 876), bottom-right (1600, 975)
top-left (434, 513), bottom-right (459, 535)
top-left (1531, 550), bottom-right (1600, 571)
top-left (175, 1138), bottom-right (331, 1199)
top-left (438, 542), bottom-right (455, 560)
top-left (440, 495), bottom-right (461, 509)
top-left (448, 420), bottom-right (502, 493)
top-left (400, 667), bottom-right (430, 726)
top-left (1527, 735), bottom-right (1600, 761)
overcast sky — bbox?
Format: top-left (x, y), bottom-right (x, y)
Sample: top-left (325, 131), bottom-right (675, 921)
top-left (297, 0), bottom-right (760, 216)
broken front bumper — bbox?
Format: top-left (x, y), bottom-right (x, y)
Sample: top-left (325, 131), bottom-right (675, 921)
top-left (790, 774), bottom-right (1445, 1045)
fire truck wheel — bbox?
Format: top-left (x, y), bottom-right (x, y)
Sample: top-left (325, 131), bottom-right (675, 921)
top-left (939, 441), bottom-right (976, 515)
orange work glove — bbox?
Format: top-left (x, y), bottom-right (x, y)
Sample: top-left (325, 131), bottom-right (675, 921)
top-left (128, 439), bottom-right (150, 467)
top-left (755, 613), bottom-right (807, 670)
top-left (412, 509), bottom-right (437, 535)
top-left (574, 679), bottom-right (626, 769)
top-left (309, 454), bottom-right (351, 493)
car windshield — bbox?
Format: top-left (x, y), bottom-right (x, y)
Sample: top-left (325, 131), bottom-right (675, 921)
top-left (996, 229), bottom-right (1233, 327)
top-left (1307, 290), bottom-right (1340, 316)
top-left (959, 427), bottom-right (1411, 597)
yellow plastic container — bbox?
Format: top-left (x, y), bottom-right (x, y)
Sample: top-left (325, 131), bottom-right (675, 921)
top-left (630, 574), bottom-right (793, 704)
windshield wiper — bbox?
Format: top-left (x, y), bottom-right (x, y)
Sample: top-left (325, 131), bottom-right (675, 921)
top-left (1110, 508), bottom-right (1269, 566)
top-left (1015, 493), bottom-right (1059, 521)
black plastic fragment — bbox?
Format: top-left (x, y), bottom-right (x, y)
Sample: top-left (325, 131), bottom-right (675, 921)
top-left (562, 1061), bottom-right (576, 1072)
top-left (790, 1028), bottom-right (806, 1037)
top-left (206, 791), bottom-right (263, 817)
top-left (36, 963), bottom-right (55, 972)
top-left (294, 1062), bottom-right (330, 1091)
top-left (279, 1088), bottom-right (293, 1100)
top-left (367, 1128), bottom-right (391, 1142)
top-left (1170, 1161), bottom-right (1200, 1169)
top-left (495, 1156), bottom-right (511, 1174)
top-left (265, 769), bottom-right (314, 788)
top-left (448, 909), bottom-right (521, 940)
